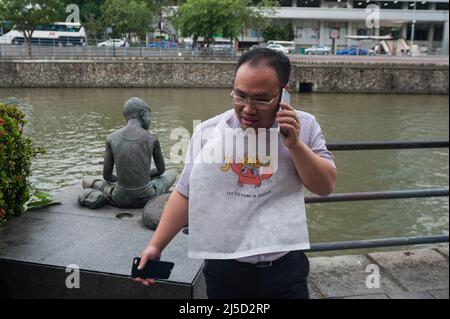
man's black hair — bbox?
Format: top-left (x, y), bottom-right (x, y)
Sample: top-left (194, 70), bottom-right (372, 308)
top-left (235, 48), bottom-right (291, 89)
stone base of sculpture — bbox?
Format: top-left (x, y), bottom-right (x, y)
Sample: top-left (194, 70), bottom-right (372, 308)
top-left (78, 169), bottom-right (177, 209)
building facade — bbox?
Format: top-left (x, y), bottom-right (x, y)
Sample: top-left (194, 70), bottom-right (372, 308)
top-left (242, 0), bottom-right (449, 54)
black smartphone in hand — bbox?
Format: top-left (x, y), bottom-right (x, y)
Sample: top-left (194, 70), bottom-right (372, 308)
top-left (131, 257), bottom-right (174, 280)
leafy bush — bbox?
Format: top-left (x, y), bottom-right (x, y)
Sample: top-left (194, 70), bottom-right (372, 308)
top-left (0, 103), bottom-right (45, 225)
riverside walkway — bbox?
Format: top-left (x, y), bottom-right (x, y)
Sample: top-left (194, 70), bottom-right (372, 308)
top-left (308, 246), bottom-right (449, 299)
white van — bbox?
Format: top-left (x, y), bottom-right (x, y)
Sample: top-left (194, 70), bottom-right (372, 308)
top-left (266, 40), bottom-right (295, 54)
top-left (210, 37), bottom-right (233, 52)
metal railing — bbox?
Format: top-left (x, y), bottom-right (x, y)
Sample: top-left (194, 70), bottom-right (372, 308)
top-left (308, 235), bottom-right (449, 252)
top-left (305, 188), bottom-right (449, 203)
top-left (0, 37), bottom-right (238, 60)
top-left (306, 140), bottom-right (449, 252)
top-left (326, 140), bottom-right (449, 151)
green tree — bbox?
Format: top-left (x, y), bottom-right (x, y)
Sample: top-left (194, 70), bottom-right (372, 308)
top-left (101, 0), bottom-right (153, 41)
top-left (174, 0), bottom-right (277, 46)
top-left (261, 24), bottom-right (278, 41)
top-left (0, 0), bottom-right (63, 55)
top-left (83, 11), bottom-right (106, 40)
top-left (245, 0), bottom-right (279, 33)
top-left (262, 20), bottom-right (294, 42)
top-left (146, 1), bottom-right (181, 33)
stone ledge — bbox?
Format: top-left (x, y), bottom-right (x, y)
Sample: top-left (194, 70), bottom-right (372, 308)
top-left (368, 249), bottom-right (449, 292)
top-left (308, 246), bottom-right (449, 299)
top-left (0, 185), bottom-right (205, 298)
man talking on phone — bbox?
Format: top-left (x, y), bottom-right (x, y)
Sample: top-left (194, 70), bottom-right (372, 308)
top-left (133, 48), bottom-right (336, 299)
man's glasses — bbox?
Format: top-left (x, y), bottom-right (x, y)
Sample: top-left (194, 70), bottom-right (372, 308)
top-left (230, 90), bottom-right (279, 110)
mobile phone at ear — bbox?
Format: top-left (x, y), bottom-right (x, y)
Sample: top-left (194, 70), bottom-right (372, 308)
top-left (278, 89), bottom-right (291, 137)
top-left (131, 257), bottom-right (174, 280)
top-left (281, 88), bottom-right (291, 105)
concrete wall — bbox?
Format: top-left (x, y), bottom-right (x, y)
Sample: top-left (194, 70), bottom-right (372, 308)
top-left (0, 60), bottom-right (448, 94)
top-left (290, 63), bottom-right (449, 94)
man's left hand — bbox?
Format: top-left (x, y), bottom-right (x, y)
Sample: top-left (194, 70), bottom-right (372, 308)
top-left (275, 102), bottom-right (301, 150)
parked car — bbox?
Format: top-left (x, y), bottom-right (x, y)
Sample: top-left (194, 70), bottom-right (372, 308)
top-left (210, 39), bottom-right (233, 52)
top-left (304, 45), bottom-right (332, 55)
top-left (267, 44), bottom-right (290, 54)
top-left (267, 40), bottom-right (295, 54)
top-left (250, 44), bottom-right (265, 51)
top-left (336, 46), bottom-right (369, 56)
top-left (97, 39), bottom-right (126, 47)
top-left (148, 41), bottom-right (178, 49)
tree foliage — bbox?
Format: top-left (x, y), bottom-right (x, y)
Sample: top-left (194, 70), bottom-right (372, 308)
top-left (59, 0), bottom-right (156, 40)
top-left (146, 0), bottom-right (182, 32)
top-left (174, 0), bottom-right (278, 45)
top-left (0, 0), bottom-right (63, 55)
top-left (100, 0), bottom-right (152, 40)
top-left (262, 21), bottom-right (295, 42)
top-left (0, 0), bottom-right (281, 44)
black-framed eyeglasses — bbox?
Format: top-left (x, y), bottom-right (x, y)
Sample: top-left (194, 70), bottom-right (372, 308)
top-left (230, 90), bottom-right (279, 110)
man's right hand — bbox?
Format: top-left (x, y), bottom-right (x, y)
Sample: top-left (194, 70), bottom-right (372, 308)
top-left (132, 244), bottom-right (162, 286)
top-left (131, 190), bottom-right (189, 286)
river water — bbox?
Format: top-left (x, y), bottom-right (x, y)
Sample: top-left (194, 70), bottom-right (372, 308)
top-left (0, 88), bottom-right (448, 248)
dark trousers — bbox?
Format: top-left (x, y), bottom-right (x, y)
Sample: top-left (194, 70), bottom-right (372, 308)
top-left (202, 250), bottom-right (310, 299)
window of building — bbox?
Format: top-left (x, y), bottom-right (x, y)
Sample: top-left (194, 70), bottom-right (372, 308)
top-left (322, 0), bottom-right (350, 8)
top-left (311, 29), bottom-right (320, 40)
top-left (434, 25), bottom-right (443, 42)
top-left (380, 1), bottom-right (403, 9)
top-left (296, 0), bottom-right (321, 7)
top-left (353, 1), bottom-right (378, 9)
top-left (379, 27), bottom-right (402, 37)
top-left (279, 0), bottom-right (293, 6)
top-left (295, 21), bottom-right (321, 40)
top-left (406, 23), bottom-right (431, 41)
top-left (296, 27), bottom-right (304, 39)
top-left (408, 1), bottom-right (430, 10)
top-left (250, 29), bottom-right (262, 38)
top-left (357, 28), bottom-right (368, 36)
top-left (436, 2), bottom-right (449, 10)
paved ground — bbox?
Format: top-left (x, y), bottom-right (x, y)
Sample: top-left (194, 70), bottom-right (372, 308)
top-left (308, 246), bottom-right (449, 299)
top-left (289, 54), bottom-right (450, 66)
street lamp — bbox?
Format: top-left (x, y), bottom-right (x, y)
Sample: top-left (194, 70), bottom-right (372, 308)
top-left (112, 23), bottom-right (116, 58)
top-left (410, 1), bottom-right (417, 51)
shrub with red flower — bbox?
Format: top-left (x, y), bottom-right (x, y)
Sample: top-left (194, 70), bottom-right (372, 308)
top-left (0, 103), bottom-right (45, 226)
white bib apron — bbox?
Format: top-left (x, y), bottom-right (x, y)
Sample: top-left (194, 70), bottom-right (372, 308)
top-left (188, 112), bottom-right (310, 259)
